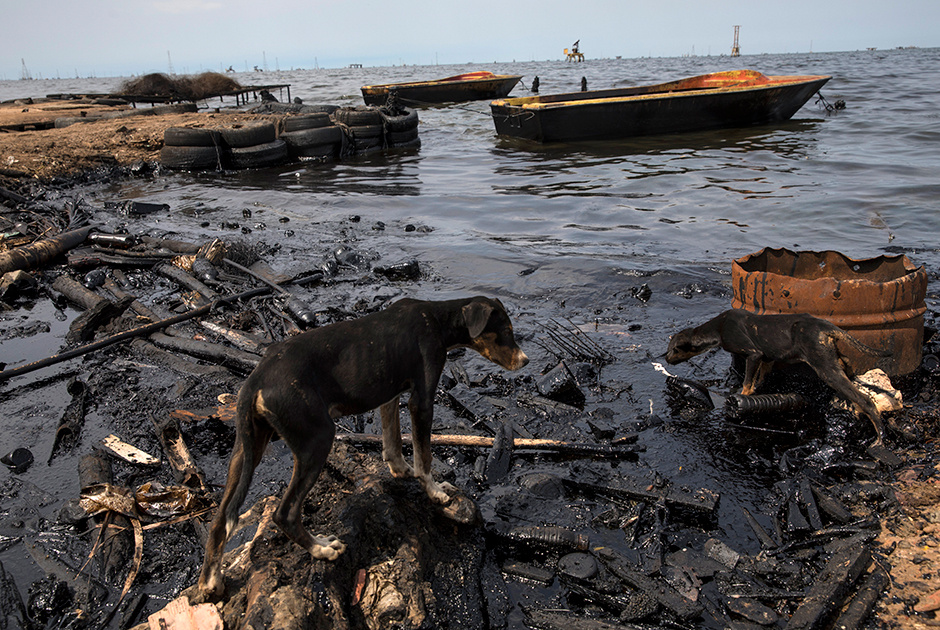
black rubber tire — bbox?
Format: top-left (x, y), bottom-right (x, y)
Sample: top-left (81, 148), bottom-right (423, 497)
top-left (387, 127), bottom-right (418, 145)
top-left (164, 127), bottom-right (222, 147)
top-left (160, 145), bottom-right (222, 170)
top-left (219, 121), bottom-right (277, 148)
top-left (283, 113), bottom-right (332, 132)
top-left (381, 108), bottom-right (418, 132)
top-left (229, 139), bottom-right (288, 169)
top-left (280, 126), bottom-right (343, 148)
top-left (346, 124), bottom-right (383, 140)
top-left (331, 106), bottom-right (383, 126)
top-left (351, 135), bottom-right (382, 152)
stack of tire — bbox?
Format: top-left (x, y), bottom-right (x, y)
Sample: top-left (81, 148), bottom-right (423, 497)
top-left (160, 120), bottom-right (287, 171)
top-left (159, 105), bottom-right (420, 170)
top-left (160, 126), bottom-right (225, 171)
top-left (217, 121), bottom-right (287, 170)
top-left (380, 107), bottom-right (420, 150)
top-left (331, 106), bottom-right (388, 156)
top-left (279, 111), bottom-right (344, 161)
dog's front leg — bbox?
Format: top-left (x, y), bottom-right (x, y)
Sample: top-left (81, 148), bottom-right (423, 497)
top-left (409, 395), bottom-right (457, 504)
top-left (741, 356), bottom-right (772, 395)
top-left (380, 397), bottom-right (413, 477)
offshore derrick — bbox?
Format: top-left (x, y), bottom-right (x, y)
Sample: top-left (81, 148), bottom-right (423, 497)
top-left (731, 25), bottom-right (741, 57)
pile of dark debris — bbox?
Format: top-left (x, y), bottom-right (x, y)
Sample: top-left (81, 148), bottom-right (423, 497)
top-left (2, 178), bottom-right (940, 630)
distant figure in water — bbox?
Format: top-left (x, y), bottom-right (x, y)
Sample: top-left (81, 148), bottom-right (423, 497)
top-left (531, 76), bottom-right (540, 93)
top-left (580, 76), bottom-right (587, 91)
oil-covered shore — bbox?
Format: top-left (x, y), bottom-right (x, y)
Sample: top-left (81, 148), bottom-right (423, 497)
top-left (3, 48), bottom-right (940, 629)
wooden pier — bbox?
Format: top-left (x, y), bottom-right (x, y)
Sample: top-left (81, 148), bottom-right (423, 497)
top-left (118, 83), bottom-right (292, 107)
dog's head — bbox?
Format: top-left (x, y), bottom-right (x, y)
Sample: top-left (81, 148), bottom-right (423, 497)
top-left (462, 297), bottom-right (529, 371)
top-left (665, 326), bottom-right (717, 364)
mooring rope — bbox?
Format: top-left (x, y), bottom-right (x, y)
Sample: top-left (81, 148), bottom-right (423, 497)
top-left (815, 91), bottom-right (846, 114)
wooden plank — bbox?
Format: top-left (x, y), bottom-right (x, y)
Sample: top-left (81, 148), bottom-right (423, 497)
top-left (101, 434), bottom-right (160, 466)
top-left (832, 569), bottom-right (888, 629)
top-left (785, 546), bottom-right (871, 630)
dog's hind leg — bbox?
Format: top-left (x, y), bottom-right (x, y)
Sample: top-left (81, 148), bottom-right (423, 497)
top-left (272, 403), bottom-right (346, 561)
top-left (807, 347), bottom-right (886, 446)
top-left (380, 396), bottom-right (413, 478)
top-left (198, 411), bottom-right (273, 599)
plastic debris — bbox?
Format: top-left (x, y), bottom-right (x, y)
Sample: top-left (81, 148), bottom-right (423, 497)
top-left (1, 447), bottom-right (33, 473)
top-left (100, 434), bottom-right (160, 466)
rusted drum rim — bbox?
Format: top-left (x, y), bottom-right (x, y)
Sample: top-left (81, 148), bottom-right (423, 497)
top-left (731, 247), bottom-right (927, 328)
top-left (731, 246), bottom-right (928, 376)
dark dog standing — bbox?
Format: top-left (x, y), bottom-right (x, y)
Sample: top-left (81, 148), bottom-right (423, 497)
top-left (665, 309), bottom-right (893, 446)
top-left (197, 297), bottom-right (528, 598)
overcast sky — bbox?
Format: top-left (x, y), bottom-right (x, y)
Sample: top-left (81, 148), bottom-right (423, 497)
top-left (3, 0), bottom-right (937, 79)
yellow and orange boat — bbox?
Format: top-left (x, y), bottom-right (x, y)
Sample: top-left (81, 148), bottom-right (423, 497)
top-left (490, 70), bottom-right (831, 142)
top-left (362, 71), bottom-right (522, 106)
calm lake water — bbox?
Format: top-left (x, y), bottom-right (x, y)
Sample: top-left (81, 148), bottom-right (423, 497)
top-left (4, 48), bottom-right (940, 274)
top-left (2, 48), bottom-right (939, 626)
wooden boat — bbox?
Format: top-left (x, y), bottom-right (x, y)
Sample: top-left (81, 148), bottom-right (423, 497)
top-left (362, 71), bottom-right (522, 106)
top-left (490, 70), bottom-right (831, 143)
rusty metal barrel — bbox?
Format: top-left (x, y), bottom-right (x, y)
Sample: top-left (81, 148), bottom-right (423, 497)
top-left (731, 247), bottom-right (927, 376)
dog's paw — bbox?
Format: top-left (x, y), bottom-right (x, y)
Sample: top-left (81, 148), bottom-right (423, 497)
top-left (194, 571), bottom-right (225, 602)
top-left (440, 492), bottom-right (479, 524)
top-left (438, 481), bottom-right (460, 498)
top-left (310, 534), bottom-right (346, 561)
top-left (422, 479), bottom-right (458, 505)
top-left (385, 457), bottom-right (414, 478)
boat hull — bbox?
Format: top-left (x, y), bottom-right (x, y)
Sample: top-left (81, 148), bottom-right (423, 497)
top-left (362, 74), bottom-right (522, 106)
top-left (490, 71), bottom-right (831, 142)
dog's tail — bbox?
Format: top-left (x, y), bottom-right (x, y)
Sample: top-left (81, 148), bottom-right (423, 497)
top-left (831, 329), bottom-right (892, 358)
top-left (223, 389), bottom-right (274, 529)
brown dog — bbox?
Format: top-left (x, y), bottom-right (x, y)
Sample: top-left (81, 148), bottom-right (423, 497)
top-left (665, 309), bottom-right (893, 446)
top-left (197, 296), bottom-right (528, 599)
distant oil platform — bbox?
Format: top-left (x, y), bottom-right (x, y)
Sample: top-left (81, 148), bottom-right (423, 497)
top-left (564, 40), bottom-right (584, 62)
top-left (731, 25), bottom-right (741, 57)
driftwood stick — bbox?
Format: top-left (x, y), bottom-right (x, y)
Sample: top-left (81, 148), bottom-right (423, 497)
top-left (0, 286), bottom-right (271, 384)
top-left (155, 262), bottom-right (220, 302)
top-left (52, 275), bottom-right (108, 310)
top-left (336, 432), bottom-right (640, 458)
top-left (150, 332), bottom-right (260, 373)
top-left (151, 413), bottom-right (208, 490)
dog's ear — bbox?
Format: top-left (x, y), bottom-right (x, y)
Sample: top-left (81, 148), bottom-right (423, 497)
top-left (462, 300), bottom-right (494, 338)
